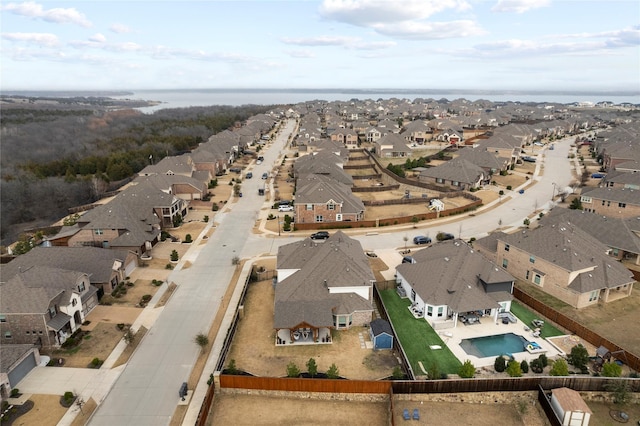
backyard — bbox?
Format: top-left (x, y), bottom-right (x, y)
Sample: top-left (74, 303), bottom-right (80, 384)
top-left (379, 288), bottom-right (462, 377)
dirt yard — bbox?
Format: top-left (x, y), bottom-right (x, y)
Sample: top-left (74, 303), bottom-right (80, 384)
top-left (9, 394), bottom-right (68, 426)
top-left (225, 280), bottom-right (399, 380)
top-left (208, 394), bottom-right (548, 426)
top-left (47, 321), bottom-right (126, 368)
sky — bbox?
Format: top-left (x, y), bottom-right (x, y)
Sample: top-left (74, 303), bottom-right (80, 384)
top-left (1, 0), bottom-right (639, 92)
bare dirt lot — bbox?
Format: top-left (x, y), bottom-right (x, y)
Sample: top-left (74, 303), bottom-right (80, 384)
top-left (208, 394), bottom-right (548, 426)
top-left (225, 280), bottom-right (399, 380)
top-left (47, 321), bottom-right (125, 368)
top-left (9, 394), bottom-right (69, 426)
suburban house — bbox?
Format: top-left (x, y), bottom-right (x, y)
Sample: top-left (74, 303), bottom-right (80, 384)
top-left (435, 128), bottom-right (463, 146)
top-left (365, 127), bottom-right (384, 143)
top-left (0, 266), bottom-right (97, 348)
top-left (1, 345), bottom-right (42, 398)
top-left (579, 187), bottom-right (640, 218)
top-left (538, 209), bottom-right (640, 266)
top-left (401, 120), bottom-right (433, 144)
top-left (293, 151), bottom-right (353, 186)
top-left (329, 128), bottom-right (359, 149)
top-left (274, 231), bottom-right (374, 345)
top-left (133, 174), bottom-right (208, 201)
top-left (1, 246), bottom-right (138, 298)
top-left (419, 157), bottom-right (487, 190)
top-left (495, 225), bottom-right (635, 308)
top-left (374, 133), bottom-right (412, 158)
top-left (455, 147), bottom-right (512, 174)
top-left (600, 170), bottom-right (640, 190)
top-left (395, 240), bottom-right (515, 329)
top-left (293, 174), bottom-right (365, 223)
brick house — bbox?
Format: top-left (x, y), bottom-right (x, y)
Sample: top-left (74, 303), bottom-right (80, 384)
top-left (495, 225), bottom-right (635, 308)
top-left (274, 231), bottom-right (374, 345)
top-left (580, 187), bottom-right (640, 219)
top-left (293, 174), bottom-right (364, 224)
top-left (0, 266), bottom-right (98, 348)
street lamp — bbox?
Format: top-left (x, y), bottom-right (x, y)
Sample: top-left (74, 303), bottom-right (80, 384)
top-left (551, 182), bottom-right (558, 200)
top-left (277, 214), bottom-right (281, 236)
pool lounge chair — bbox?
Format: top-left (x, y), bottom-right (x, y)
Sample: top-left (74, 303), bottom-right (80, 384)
top-left (413, 409), bottom-right (420, 420)
top-left (403, 408), bottom-right (410, 420)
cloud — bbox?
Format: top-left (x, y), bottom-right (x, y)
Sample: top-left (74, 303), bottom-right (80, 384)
top-left (374, 20), bottom-right (485, 40)
top-left (110, 23), bottom-right (133, 34)
top-left (89, 33), bottom-right (106, 43)
top-left (491, 0), bottom-right (551, 14)
top-left (287, 50), bottom-right (316, 58)
top-left (2, 32), bottom-right (58, 47)
top-left (319, 0), bottom-right (470, 26)
top-left (281, 35), bottom-right (360, 47)
top-left (2, 1), bottom-right (91, 27)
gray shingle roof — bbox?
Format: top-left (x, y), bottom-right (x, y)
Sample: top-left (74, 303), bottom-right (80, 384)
top-left (581, 187), bottom-right (640, 206)
top-left (419, 157), bottom-right (485, 185)
top-left (295, 175), bottom-right (364, 214)
top-left (397, 240), bottom-right (514, 312)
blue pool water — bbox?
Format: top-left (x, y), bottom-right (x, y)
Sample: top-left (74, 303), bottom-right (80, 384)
top-left (460, 333), bottom-right (527, 358)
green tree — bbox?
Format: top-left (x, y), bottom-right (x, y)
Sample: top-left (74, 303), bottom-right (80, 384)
top-left (529, 358), bottom-right (543, 373)
top-left (538, 354), bottom-right (548, 368)
top-left (506, 360), bottom-right (522, 377)
top-left (494, 356), bottom-right (506, 373)
top-left (306, 358), bottom-right (318, 378)
top-left (605, 381), bottom-right (631, 404)
top-left (225, 359), bottom-right (239, 375)
top-left (391, 365), bottom-right (404, 380)
top-left (170, 250), bottom-right (179, 262)
top-left (458, 360), bottom-right (475, 378)
top-left (520, 360), bottom-right (529, 374)
top-left (601, 362), bottom-right (622, 377)
top-left (194, 333), bottom-right (209, 352)
top-left (286, 361), bottom-right (300, 378)
top-left (569, 197), bottom-right (583, 210)
top-left (568, 344), bottom-right (589, 371)
top-left (550, 359), bottom-right (569, 376)
top-left (326, 363), bottom-right (340, 379)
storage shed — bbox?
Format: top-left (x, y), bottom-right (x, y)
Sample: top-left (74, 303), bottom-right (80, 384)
top-left (550, 387), bottom-right (592, 426)
top-left (369, 319), bottom-right (393, 350)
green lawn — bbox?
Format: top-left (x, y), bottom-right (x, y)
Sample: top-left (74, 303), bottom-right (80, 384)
top-left (379, 289), bottom-right (462, 376)
top-left (510, 301), bottom-right (564, 338)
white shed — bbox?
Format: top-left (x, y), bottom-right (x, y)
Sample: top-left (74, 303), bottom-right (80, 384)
top-left (550, 387), bottom-right (592, 426)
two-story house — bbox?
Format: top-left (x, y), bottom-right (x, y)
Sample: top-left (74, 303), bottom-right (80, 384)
top-left (293, 174), bottom-right (364, 224)
top-left (580, 187), bottom-right (640, 219)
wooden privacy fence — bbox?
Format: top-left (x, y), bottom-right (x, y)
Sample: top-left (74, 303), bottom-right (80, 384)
top-left (537, 385), bottom-right (563, 426)
top-left (219, 375), bottom-right (640, 395)
top-left (514, 288), bottom-right (640, 372)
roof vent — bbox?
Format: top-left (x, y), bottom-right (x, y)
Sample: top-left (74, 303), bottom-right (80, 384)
top-left (444, 257), bottom-right (449, 262)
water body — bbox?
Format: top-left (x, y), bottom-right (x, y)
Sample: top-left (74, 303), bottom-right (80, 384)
top-left (113, 88), bottom-right (640, 113)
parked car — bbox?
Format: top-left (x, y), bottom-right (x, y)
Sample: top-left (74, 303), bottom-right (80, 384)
top-left (436, 232), bottom-right (455, 241)
top-left (262, 172), bottom-right (269, 179)
top-left (278, 205), bottom-right (294, 212)
top-left (413, 236), bottom-right (432, 245)
top-left (310, 231), bottom-right (330, 240)
top-left (591, 173), bottom-right (606, 179)
top-left (521, 156), bottom-right (537, 163)
top-left (402, 256), bottom-right (416, 264)
top-left (245, 172), bottom-right (253, 179)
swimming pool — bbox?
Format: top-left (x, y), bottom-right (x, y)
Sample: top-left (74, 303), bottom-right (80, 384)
top-left (460, 333), bottom-right (527, 358)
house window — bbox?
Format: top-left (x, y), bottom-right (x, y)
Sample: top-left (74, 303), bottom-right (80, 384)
top-left (49, 306), bottom-right (57, 317)
top-left (0, 315), bottom-right (5, 323)
top-left (452, 181), bottom-right (460, 187)
top-left (601, 200), bottom-right (605, 206)
top-left (502, 259), bottom-right (508, 268)
top-left (315, 215), bottom-right (324, 222)
top-left (327, 203), bottom-right (335, 210)
top-left (589, 290), bottom-right (599, 302)
top-left (94, 229), bottom-right (103, 235)
top-left (72, 299), bottom-right (77, 307)
top-left (581, 196), bottom-right (592, 203)
top-left (534, 274), bottom-right (542, 285)
top-left (525, 270), bottom-right (530, 280)
top-left (436, 178), bottom-right (444, 184)
top-left (529, 256), bottom-right (535, 263)
top-left (437, 307), bottom-right (444, 317)
top-left (504, 244), bottom-right (510, 252)
top-left (427, 306), bottom-right (433, 317)
top-left (78, 283), bottom-right (85, 292)
top-left (4, 331), bottom-right (12, 339)
top-left (618, 203), bottom-right (626, 208)
top-left (306, 204), bottom-right (313, 210)
top-left (410, 289), bottom-right (416, 302)
top-left (607, 201), bottom-right (611, 207)
top-left (612, 248), bottom-right (619, 256)
top-left (26, 331), bottom-right (30, 335)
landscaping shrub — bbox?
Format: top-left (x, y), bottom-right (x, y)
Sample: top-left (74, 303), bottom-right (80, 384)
top-left (506, 360), bottom-right (522, 377)
top-left (520, 360), bottom-right (529, 374)
top-left (602, 362), bottom-right (622, 377)
top-left (550, 359), bottom-right (569, 376)
top-left (568, 344), bottom-right (589, 371)
top-left (306, 358), bottom-right (318, 378)
top-left (538, 354), bottom-right (548, 368)
top-left (326, 363), bottom-right (340, 379)
top-left (170, 250), bottom-right (179, 262)
top-left (494, 356), bottom-right (506, 373)
top-left (529, 359), bottom-right (543, 373)
top-left (391, 365), bottom-right (404, 380)
top-left (61, 337), bottom-right (77, 348)
top-left (458, 360), bottom-right (475, 378)
top-left (10, 388), bottom-right (19, 397)
top-left (286, 361), bottom-right (300, 378)
top-left (203, 215), bottom-right (209, 223)
top-left (89, 358), bottom-right (103, 368)
top-left (184, 234), bottom-right (192, 243)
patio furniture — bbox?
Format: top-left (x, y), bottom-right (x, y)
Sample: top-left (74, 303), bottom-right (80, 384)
top-left (413, 409), bottom-right (420, 420)
top-left (403, 409), bottom-right (410, 420)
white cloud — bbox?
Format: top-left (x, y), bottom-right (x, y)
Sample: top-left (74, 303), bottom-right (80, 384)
top-left (287, 50), bottom-right (316, 58)
top-left (491, 0), bottom-right (551, 14)
top-left (281, 35), bottom-right (360, 47)
top-left (89, 33), bottom-right (106, 43)
top-left (2, 32), bottom-right (59, 47)
top-left (319, 0), bottom-right (470, 26)
top-left (374, 20), bottom-right (486, 40)
top-left (2, 1), bottom-right (92, 27)
top-left (110, 23), bottom-right (133, 34)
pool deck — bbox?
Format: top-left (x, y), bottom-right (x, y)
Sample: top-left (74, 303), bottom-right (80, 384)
top-left (433, 315), bottom-right (564, 368)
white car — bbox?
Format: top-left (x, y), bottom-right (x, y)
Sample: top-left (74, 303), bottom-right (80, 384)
top-left (278, 205), bottom-right (294, 212)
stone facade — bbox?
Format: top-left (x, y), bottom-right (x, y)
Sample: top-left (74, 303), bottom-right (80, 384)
top-left (0, 313), bottom-right (55, 347)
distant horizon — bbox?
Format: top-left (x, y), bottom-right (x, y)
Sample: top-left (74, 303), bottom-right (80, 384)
top-left (3, 87), bottom-right (640, 97)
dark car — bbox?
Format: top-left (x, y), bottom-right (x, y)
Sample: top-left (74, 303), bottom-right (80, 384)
top-left (437, 232), bottom-right (455, 241)
top-left (262, 172), bottom-right (269, 179)
top-left (413, 236), bottom-right (432, 245)
top-left (402, 256), bottom-right (416, 264)
top-left (310, 231), bottom-right (330, 240)
top-left (245, 172), bottom-right (253, 179)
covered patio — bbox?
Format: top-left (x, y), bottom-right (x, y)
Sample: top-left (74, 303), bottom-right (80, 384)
top-left (275, 325), bottom-right (332, 346)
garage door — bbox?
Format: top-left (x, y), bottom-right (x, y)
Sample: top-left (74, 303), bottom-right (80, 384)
top-left (124, 259), bottom-right (137, 277)
top-left (8, 351), bottom-right (36, 388)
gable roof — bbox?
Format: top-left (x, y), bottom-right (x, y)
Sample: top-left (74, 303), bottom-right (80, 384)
top-left (295, 174), bottom-right (364, 214)
top-left (419, 157), bottom-right (485, 185)
top-left (397, 240), bottom-right (514, 312)
top-left (581, 187), bottom-right (640, 205)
